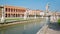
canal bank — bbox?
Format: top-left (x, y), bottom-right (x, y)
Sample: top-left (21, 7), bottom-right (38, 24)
top-left (0, 18), bottom-right (43, 27)
top-left (0, 18), bottom-right (45, 34)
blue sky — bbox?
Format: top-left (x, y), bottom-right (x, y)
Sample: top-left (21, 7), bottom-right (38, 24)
top-left (0, 0), bottom-right (60, 11)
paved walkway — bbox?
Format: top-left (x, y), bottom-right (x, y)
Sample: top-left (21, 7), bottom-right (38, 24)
top-left (46, 28), bottom-right (60, 34)
top-left (46, 22), bottom-right (60, 34)
top-left (37, 22), bottom-right (60, 34)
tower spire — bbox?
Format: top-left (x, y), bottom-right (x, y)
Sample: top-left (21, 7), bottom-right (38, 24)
top-left (46, 3), bottom-right (50, 13)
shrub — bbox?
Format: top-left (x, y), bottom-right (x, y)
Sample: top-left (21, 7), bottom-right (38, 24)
top-left (57, 19), bottom-right (60, 25)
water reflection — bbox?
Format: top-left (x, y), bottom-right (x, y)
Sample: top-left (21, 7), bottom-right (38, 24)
top-left (0, 21), bottom-right (43, 34)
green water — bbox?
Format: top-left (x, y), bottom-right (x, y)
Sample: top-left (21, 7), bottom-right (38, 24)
top-left (0, 21), bottom-right (43, 34)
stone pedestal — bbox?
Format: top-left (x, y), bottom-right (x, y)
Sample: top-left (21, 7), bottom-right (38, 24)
top-left (34, 15), bottom-right (36, 19)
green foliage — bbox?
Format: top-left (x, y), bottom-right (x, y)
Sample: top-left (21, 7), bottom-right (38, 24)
top-left (57, 19), bottom-right (60, 25)
top-left (6, 18), bottom-right (24, 21)
top-left (5, 18), bottom-right (24, 22)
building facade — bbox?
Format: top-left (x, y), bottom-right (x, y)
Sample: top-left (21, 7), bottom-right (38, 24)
top-left (0, 5), bottom-right (26, 18)
top-left (28, 10), bottom-right (43, 17)
top-left (0, 5), bottom-right (43, 18)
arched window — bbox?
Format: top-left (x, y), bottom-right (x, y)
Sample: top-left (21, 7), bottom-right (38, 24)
top-left (11, 8), bottom-right (13, 12)
top-left (16, 14), bottom-right (17, 17)
top-left (14, 9), bottom-right (15, 12)
top-left (5, 14), bottom-right (7, 17)
top-left (5, 8), bottom-right (7, 12)
top-left (8, 8), bottom-right (10, 12)
top-left (8, 14), bottom-right (10, 17)
top-left (13, 14), bottom-right (15, 17)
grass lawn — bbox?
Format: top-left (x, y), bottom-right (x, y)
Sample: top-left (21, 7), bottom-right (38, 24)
top-left (4, 17), bottom-right (42, 23)
top-left (5, 17), bottom-right (24, 22)
top-left (57, 19), bottom-right (60, 25)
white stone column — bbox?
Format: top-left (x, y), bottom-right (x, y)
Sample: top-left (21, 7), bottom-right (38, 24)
top-left (34, 11), bottom-right (36, 19)
top-left (35, 13), bottom-right (36, 19)
top-left (27, 11), bottom-right (29, 18)
top-left (1, 8), bottom-right (5, 23)
top-left (24, 10), bottom-right (27, 20)
top-left (27, 10), bottom-right (30, 18)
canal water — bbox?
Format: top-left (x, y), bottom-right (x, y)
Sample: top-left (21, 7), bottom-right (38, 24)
top-left (0, 21), bottom-right (44, 34)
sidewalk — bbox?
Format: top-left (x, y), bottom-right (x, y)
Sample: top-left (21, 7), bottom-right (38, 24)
top-left (37, 22), bottom-right (60, 34)
top-left (46, 27), bottom-right (60, 34)
top-left (46, 22), bottom-right (60, 34)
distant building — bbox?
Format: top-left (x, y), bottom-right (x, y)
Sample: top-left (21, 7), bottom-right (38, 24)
top-left (29, 10), bottom-right (43, 17)
top-left (40, 11), bottom-right (44, 16)
top-left (0, 5), bottom-right (26, 18)
top-left (49, 12), bottom-right (60, 22)
top-left (0, 5), bottom-right (43, 18)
